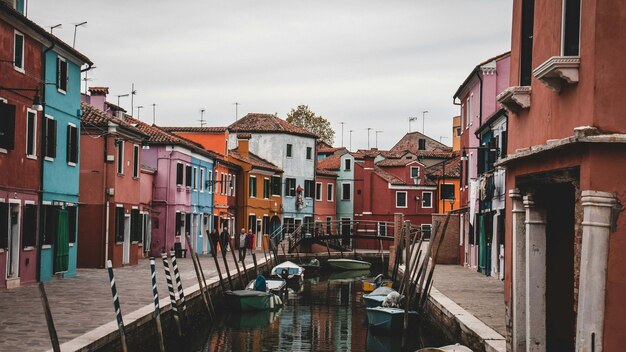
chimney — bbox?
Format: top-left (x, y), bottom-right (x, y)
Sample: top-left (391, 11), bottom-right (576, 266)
top-left (364, 155), bottom-right (375, 169)
top-left (88, 86), bottom-right (109, 112)
top-left (237, 133), bottom-right (251, 157)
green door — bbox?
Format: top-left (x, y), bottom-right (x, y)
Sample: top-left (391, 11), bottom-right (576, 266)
top-left (478, 215), bottom-right (486, 274)
top-left (54, 209), bottom-right (69, 273)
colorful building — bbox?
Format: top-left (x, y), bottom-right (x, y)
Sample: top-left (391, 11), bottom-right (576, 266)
top-left (501, 1), bottom-right (626, 351)
top-left (78, 93), bottom-right (148, 268)
top-left (452, 51), bottom-right (510, 275)
top-left (313, 167), bottom-right (337, 235)
top-left (228, 113), bottom-right (317, 236)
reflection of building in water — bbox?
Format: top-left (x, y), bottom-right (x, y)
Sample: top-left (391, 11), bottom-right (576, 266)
top-left (278, 303), bottom-right (312, 350)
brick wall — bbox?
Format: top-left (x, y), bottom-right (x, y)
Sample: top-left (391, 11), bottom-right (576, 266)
top-left (431, 214), bottom-right (460, 265)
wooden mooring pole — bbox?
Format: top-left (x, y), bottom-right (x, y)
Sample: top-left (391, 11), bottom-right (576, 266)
top-left (185, 235), bottom-right (213, 318)
top-left (161, 252), bottom-right (183, 336)
top-left (38, 283), bottom-right (60, 352)
top-left (251, 251), bottom-right (259, 277)
top-left (229, 237), bottom-right (245, 288)
top-left (221, 250), bottom-right (234, 291)
top-left (106, 260), bottom-right (129, 352)
top-left (149, 258), bottom-right (166, 352)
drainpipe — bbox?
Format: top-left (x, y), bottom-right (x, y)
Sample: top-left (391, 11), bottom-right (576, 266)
top-left (103, 134), bottom-right (109, 267)
top-left (36, 41), bottom-right (56, 282)
top-left (475, 70), bottom-right (484, 127)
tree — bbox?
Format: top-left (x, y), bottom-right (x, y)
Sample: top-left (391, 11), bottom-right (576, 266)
top-left (286, 105), bottom-right (335, 145)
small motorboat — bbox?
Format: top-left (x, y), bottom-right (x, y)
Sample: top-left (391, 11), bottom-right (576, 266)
top-left (328, 269), bottom-right (371, 282)
top-left (327, 258), bottom-right (372, 271)
top-left (363, 286), bottom-right (396, 308)
top-left (299, 258), bottom-right (321, 275)
top-left (366, 306), bottom-right (419, 333)
top-left (225, 290), bottom-right (283, 312)
top-left (416, 344), bottom-right (473, 352)
top-left (270, 260), bottom-right (305, 284)
top-left (362, 274), bottom-right (393, 293)
top-left (246, 276), bottom-right (287, 295)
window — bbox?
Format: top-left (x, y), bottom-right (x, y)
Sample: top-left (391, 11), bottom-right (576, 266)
top-left (304, 180), bottom-right (314, 198)
top-left (410, 167), bottom-right (420, 179)
top-left (421, 224), bottom-right (432, 239)
top-left (263, 178), bottom-right (270, 199)
top-left (200, 168), bottom-right (205, 192)
top-left (285, 178), bottom-right (296, 197)
top-left (501, 130), bottom-right (508, 158)
top-left (248, 215), bottom-right (257, 233)
top-left (341, 183), bottom-right (351, 200)
top-left (221, 173), bottom-right (225, 194)
top-left (230, 174), bottom-right (235, 196)
top-left (326, 217), bottom-right (332, 234)
top-left (271, 176), bottom-right (281, 196)
top-left (286, 144), bottom-right (293, 157)
top-left (193, 166), bottom-right (198, 190)
top-left (68, 205), bottom-right (77, 244)
top-left (130, 208), bottom-right (141, 242)
top-left (116, 141), bottom-right (124, 174)
top-left (176, 163), bottom-right (184, 186)
top-left (56, 56), bottom-right (68, 93)
top-left (22, 204), bottom-right (37, 247)
top-left (44, 116), bottom-right (57, 159)
top-left (175, 212), bottom-right (183, 236)
top-left (26, 110), bottom-right (36, 157)
top-left (207, 170), bottom-right (213, 193)
top-left (305, 147), bottom-right (312, 160)
top-left (441, 184), bottom-right (455, 200)
top-left (115, 206), bottom-right (125, 242)
top-left (185, 165), bottom-right (192, 187)
top-left (344, 158), bottom-right (351, 171)
top-left (378, 222), bottom-right (387, 237)
top-left (249, 176), bottom-right (257, 197)
top-left (13, 31), bottom-right (24, 71)
top-left (315, 182), bottom-right (322, 201)
top-left (520, 0), bottom-right (535, 86)
top-left (466, 97), bottom-right (472, 129)
top-left (396, 191), bottom-right (407, 208)
top-left (422, 191), bottom-right (433, 208)
top-left (562, 0), bottom-right (581, 56)
top-left (67, 124), bottom-right (78, 165)
top-left (327, 183), bottom-right (334, 201)
top-left (455, 127), bottom-right (462, 137)
top-left (418, 139), bottom-right (426, 150)
top-left (0, 101), bottom-right (16, 151)
top-left (42, 205), bottom-right (58, 245)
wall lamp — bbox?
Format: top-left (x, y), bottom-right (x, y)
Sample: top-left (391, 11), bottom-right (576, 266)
top-left (460, 146), bottom-right (500, 161)
top-left (0, 87), bottom-right (43, 111)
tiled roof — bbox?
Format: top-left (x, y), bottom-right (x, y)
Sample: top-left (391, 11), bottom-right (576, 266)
top-left (376, 158), bottom-right (419, 167)
top-left (228, 149), bottom-right (282, 173)
top-left (390, 131), bottom-right (452, 154)
top-left (373, 166), bottom-right (406, 185)
top-left (81, 103), bottom-right (146, 137)
top-left (349, 152), bottom-right (365, 159)
top-left (318, 146), bottom-right (347, 155)
top-left (228, 113), bottom-right (318, 138)
top-left (316, 168), bottom-right (337, 177)
top-left (356, 149), bottom-right (382, 158)
top-left (88, 87), bottom-right (109, 95)
top-left (379, 150), bottom-right (407, 158)
top-left (161, 126), bottom-right (228, 133)
top-left (425, 156), bottom-right (462, 179)
top-left (317, 154), bottom-right (342, 170)
top-left (105, 101), bottom-right (126, 113)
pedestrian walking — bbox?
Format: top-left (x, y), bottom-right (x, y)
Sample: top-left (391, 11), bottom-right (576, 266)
top-left (209, 228), bottom-right (219, 256)
top-left (246, 229), bottom-right (255, 253)
top-left (220, 226), bottom-right (230, 252)
top-left (239, 228), bottom-right (247, 262)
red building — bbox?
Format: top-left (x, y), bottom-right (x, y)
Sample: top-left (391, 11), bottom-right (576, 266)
top-left (314, 167), bottom-right (337, 234)
top-left (501, 1), bottom-right (626, 351)
top-left (78, 92), bottom-right (148, 268)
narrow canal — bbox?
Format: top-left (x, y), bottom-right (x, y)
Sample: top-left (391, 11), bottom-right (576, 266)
top-left (170, 262), bottom-right (454, 352)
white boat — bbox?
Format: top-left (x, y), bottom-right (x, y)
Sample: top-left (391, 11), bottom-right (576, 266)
top-left (416, 344), bottom-right (473, 352)
top-left (363, 286), bottom-right (396, 308)
top-left (327, 258), bottom-right (372, 271)
top-left (246, 277), bottom-right (287, 295)
top-left (270, 261), bottom-right (304, 284)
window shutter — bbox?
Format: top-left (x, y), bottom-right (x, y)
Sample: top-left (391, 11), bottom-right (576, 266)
top-left (47, 119), bottom-right (57, 158)
top-left (0, 102), bottom-right (16, 150)
top-left (56, 58), bottom-right (61, 88)
top-left (26, 112), bottom-right (35, 155)
top-left (22, 204), bottom-right (37, 247)
top-left (66, 125), bottom-right (72, 162)
top-left (71, 126), bottom-right (78, 163)
top-left (0, 203), bottom-right (8, 248)
top-left (68, 206), bottom-right (77, 243)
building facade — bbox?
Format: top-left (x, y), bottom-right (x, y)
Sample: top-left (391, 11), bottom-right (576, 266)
top-left (313, 168), bottom-right (337, 235)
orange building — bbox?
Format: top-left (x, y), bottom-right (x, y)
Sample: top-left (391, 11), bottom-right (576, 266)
top-left (425, 156), bottom-right (461, 213)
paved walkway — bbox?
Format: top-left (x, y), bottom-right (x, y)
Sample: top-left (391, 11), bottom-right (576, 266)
top-left (432, 264), bottom-right (506, 336)
top-left (0, 250), bottom-right (270, 352)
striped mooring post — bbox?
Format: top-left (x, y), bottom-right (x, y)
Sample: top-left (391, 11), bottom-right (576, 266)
top-left (150, 258), bottom-right (166, 352)
top-left (161, 252), bottom-right (183, 336)
top-left (106, 260), bottom-right (128, 352)
top-left (170, 251), bottom-right (187, 315)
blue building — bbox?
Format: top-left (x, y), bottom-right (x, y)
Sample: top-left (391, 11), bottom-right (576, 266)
top-left (190, 154), bottom-right (214, 255)
top-left (40, 44), bottom-right (92, 281)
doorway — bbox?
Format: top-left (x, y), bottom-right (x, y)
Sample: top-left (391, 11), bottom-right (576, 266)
top-left (123, 215), bottom-right (131, 265)
top-left (7, 203), bottom-right (20, 279)
top-left (341, 218), bottom-right (351, 246)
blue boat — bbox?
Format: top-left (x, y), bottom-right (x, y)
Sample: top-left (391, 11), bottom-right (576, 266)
top-left (363, 287), bottom-right (396, 308)
top-left (366, 306), bottom-right (419, 332)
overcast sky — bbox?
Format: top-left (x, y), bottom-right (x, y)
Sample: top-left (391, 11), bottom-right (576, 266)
top-left (28, 1), bottom-right (512, 151)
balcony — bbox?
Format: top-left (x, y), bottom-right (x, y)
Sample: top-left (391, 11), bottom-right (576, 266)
top-left (497, 86), bottom-right (531, 113)
top-left (533, 56), bottom-right (580, 93)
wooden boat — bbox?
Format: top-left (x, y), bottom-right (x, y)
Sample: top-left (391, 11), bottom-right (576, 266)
top-left (270, 260), bottom-right (304, 284)
top-left (225, 290), bottom-right (283, 312)
top-left (416, 344), bottom-right (473, 352)
top-left (366, 306), bottom-right (418, 332)
top-left (327, 258), bottom-right (372, 271)
top-left (363, 286), bottom-right (396, 308)
top-left (246, 277), bottom-right (287, 295)
top-left (362, 274), bottom-right (393, 293)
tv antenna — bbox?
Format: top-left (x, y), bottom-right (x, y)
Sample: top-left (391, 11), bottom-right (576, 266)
top-left (152, 104), bottom-right (157, 125)
top-left (408, 116), bottom-right (418, 132)
top-left (50, 24), bottom-right (62, 34)
top-left (72, 21), bottom-right (87, 48)
top-left (233, 102), bottom-right (241, 121)
top-left (199, 109), bottom-right (206, 127)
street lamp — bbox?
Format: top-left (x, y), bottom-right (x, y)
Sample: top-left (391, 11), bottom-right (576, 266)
top-left (0, 87), bottom-right (43, 111)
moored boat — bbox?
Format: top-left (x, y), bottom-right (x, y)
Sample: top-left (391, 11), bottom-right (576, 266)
top-left (246, 277), bottom-right (287, 295)
top-left (362, 274), bottom-right (393, 293)
top-left (225, 290), bottom-right (283, 312)
top-left (328, 269), bottom-right (371, 281)
top-left (270, 260), bottom-right (305, 284)
top-left (327, 258), bottom-right (372, 271)
top-left (363, 286), bottom-right (395, 308)
top-left (416, 344), bottom-right (473, 352)
top-left (366, 306), bottom-right (419, 332)
top-left (299, 258), bottom-right (321, 275)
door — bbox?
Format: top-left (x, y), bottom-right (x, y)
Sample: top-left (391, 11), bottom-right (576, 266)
top-left (256, 219), bottom-right (262, 247)
top-left (123, 215), bottom-right (130, 265)
top-left (54, 208), bottom-right (69, 273)
top-left (202, 214), bottom-right (209, 253)
top-left (191, 213), bottom-right (198, 252)
top-left (341, 218), bottom-right (351, 246)
top-left (7, 204), bottom-right (20, 279)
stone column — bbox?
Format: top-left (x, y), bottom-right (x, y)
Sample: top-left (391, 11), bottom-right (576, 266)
top-left (509, 189), bottom-right (526, 352)
top-left (576, 191), bottom-right (617, 352)
top-left (524, 194), bottom-right (546, 352)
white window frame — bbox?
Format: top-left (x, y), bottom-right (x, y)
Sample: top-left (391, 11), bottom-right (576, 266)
top-left (395, 191), bottom-right (408, 208)
top-left (193, 166), bottom-right (198, 190)
top-left (44, 115), bottom-right (55, 161)
top-left (0, 97), bottom-right (7, 154)
top-left (200, 168), bottom-right (205, 192)
top-left (176, 162), bottom-right (184, 186)
top-left (249, 175), bottom-right (257, 198)
top-left (410, 166), bottom-right (420, 179)
top-left (422, 191), bottom-right (433, 208)
top-left (344, 158), bottom-right (351, 171)
top-left (378, 222), bottom-right (387, 236)
top-left (263, 177), bottom-right (270, 199)
top-left (25, 108), bottom-right (37, 159)
top-left (117, 141), bottom-right (124, 175)
top-left (56, 56), bottom-right (68, 95)
top-left (327, 183), bottom-right (334, 202)
top-left (67, 122), bottom-right (78, 166)
top-left (220, 173), bottom-right (225, 194)
top-left (231, 174), bottom-right (236, 196)
top-left (13, 30), bottom-right (25, 73)
top-left (207, 170), bottom-right (213, 193)
top-left (315, 182), bottom-right (322, 201)
top-left (560, 0), bottom-right (582, 56)
top-left (306, 146), bottom-right (312, 160)
top-left (130, 144), bottom-right (138, 178)
top-left (341, 183), bottom-right (351, 201)
top-left (286, 143), bottom-right (293, 158)
top-left (421, 224), bottom-right (432, 238)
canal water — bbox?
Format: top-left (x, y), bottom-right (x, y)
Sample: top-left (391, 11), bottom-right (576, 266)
top-left (177, 265), bottom-right (453, 352)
